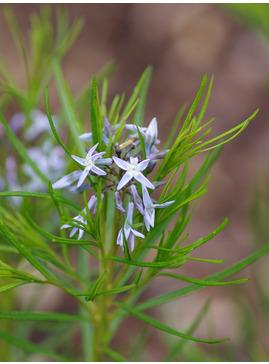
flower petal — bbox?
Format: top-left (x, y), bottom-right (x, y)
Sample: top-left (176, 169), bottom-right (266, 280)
top-left (70, 227), bottom-right (78, 238)
top-left (130, 228), bottom-right (145, 239)
top-left (129, 232), bottom-right (135, 252)
top-left (153, 200), bottom-right (175, 208)
top-left (115, 191), bottom-right (126, 213)
top-left (77, 228), bottom-right (84, 240)
top-left (144, 218), bottom-right (150, 231)
top-left (72, 155), bottom-right (86, 166)
top-left (134, 172), bottom-right (155, 190)
top-left (138, 159), bottom-right (150, 171)
top-left (117, 228), bottom-right (124, 248)
top-left (117, 172), bottom-right (133, 190)
top-left (61, 223), bottom-right (71, 229)
top-left (91, 165), bottom-right (106, 176)
top-left (130, 185), bottom-right (144, 215)
top-left (95, 158), bottom-right (112, 166)
top-left (91, 151), bottom-right (106, 162)
top-left (147, 117), bottom-right (158, 139)
top-left (88, 195), bottom-right (98, 211)
top-left (79, 132), bottom-right (92, 141)
top-left (52, 171), bottom-right (82, 189)
top-left (87, 143), bottom-right (99, 157)
top-left (142, 185), bottom-right (153, 208)
top-left (112, 156), bottom-right (129, 171)
top-left (77, 167), bottom-right (90, 187)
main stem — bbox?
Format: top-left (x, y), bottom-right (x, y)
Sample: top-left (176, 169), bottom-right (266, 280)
top-left (92, 206), bottom-right (120, 361)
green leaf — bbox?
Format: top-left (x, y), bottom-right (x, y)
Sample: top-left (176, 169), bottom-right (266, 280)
top-left (181, 74), bottom-right (207, 132)
top-left (26, 215), bottom-right (98, 247)
top-left (52, 60), bottom-right (85, 155)
top-left (135, 243), bottom-right (269, 312)
top-left (85, 270), bottom-right (107, 301)
top-left (0, 220), bottom-right (55, 282)
top-left (104, 347), bottom-right (128, 362)
top-left (196, 75), bottom-right (213, 128)
top-left (0, 329), bottom-right (71, 361)
top-left (114, 301), bottom-right (229, 344)
top-left (164, 299), bottom-right (211, 361)
top-left (0, 311), bottom-right (89, 322)
top-left (0, 191), bottom-right (81, 212)
top-left (162, 103), bottom-right (187, 150)
top-left (136, 124), bottom-right (146, 160)
top-left (0, 281), bottom-right (30, 294)
top-left (48, 181), bottom-right (63, 217)
top-left (133, 268), bottom-right (143, 285)
top-left (90, 75), bottom-right (100, 148)
top-left (108, 255), bottom-right (186, 268)
top-left (45, 86), bottom-right (72, 156)
top-left (133, 65), bottom-right (152, 126)
top-left (158, 273), bottom-right (249, 286)
top-left (96, 283), bottom-right (136, 297)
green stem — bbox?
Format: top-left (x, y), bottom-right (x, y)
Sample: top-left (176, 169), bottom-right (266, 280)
top-left (77, 247), bottom-right (94, 361)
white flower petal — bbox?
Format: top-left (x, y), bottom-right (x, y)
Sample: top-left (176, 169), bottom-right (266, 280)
top-left (126, 201), bottom-right (134, 223)
top-left (91, 165), bottom-right (106, 176)
top-left (88, 195), bottom-right (98, 211)
top-left (154, 200), bottom-right (175, 208)
top-left (61, 223), bottom-right (71, 229)
top-left (142, 185), bottom-right (153, 208)
top-left (144, 218), bottom-right (150, 231)
top-left (72, 155), bottom-right (86, 166)
top-left (138, 159), bottom-right (150, 171)
top-left (52, 171), bottom-right (82, 189)
top-left (95, 158), bottom-right (112, 166)
top-left (147, 117), bottom-right (158, 139)
top-left (87, 143), bottom-right (99, 157)
top-left (117, 172), bottom-right (132, 190)
top-left (79, 132), bottom-right (92, 141)
top-left (70, 227), bottom-right (78, 238)
top-left (129, 233), bottom-right (135, 252)
top-left (78, 229), bottom-right (84, 240)
top-left (131, 229), bottom-right (145, 239)
top-left (91, 151), bottom-right (106, 162)
top-left (77, 167), bottom-right (90, 187)
top-left (117, 228), bottom-right (124, 248)
top-left (134, 172), bottom-right (155, 190)
top-left (112, 156), bottom-right (129, 171)
top-left (130, 156), bottom-right (138, 165)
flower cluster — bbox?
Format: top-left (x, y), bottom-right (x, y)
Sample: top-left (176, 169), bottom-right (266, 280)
top-left (53, 117), bottom-right (174, 252)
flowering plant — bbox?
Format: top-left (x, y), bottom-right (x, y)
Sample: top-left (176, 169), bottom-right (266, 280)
top-left (0, 64), bottom-right (266, 362)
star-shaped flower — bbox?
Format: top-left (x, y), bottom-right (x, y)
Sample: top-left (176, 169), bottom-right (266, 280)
top-left (142, 185), bottom-right (175, 231)
top-left (116, 202), bottom-right (145, 252)
top-left (112, 156), bottom-right (155, 190)
top-left (72, 143), bottom-right (112, 187)
top-left (61, 195), bottom-right (97, 240)
top-left (79, 117), bottom-right (119, 146)
top-left (125, 117), bottom-right (160, 156)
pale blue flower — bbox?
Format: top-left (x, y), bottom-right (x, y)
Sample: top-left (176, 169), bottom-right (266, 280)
top-left (61, 195), bottom-right (97, 240)
top-left (125, 117), bottom-right (160, 156)
top-left (130, 184), bottom-right (144, 215)
top-left (53, 171), bottom-right (82, 189)
top-left (79, 117), bottom-right (119, 146)
top-left (72, 143), bottom-right (112, 187)
top-left (112, 156), bottom-right (155, 190)
top-left (115, 191), bottom-right (126, 213)
top-left (116, 202), bottom-right (145, 252)
top-left (142, 185), bottom-right (175, 231)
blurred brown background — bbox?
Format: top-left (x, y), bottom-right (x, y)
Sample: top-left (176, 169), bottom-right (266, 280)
top-left (1, 3), bottom-right (269, 361)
